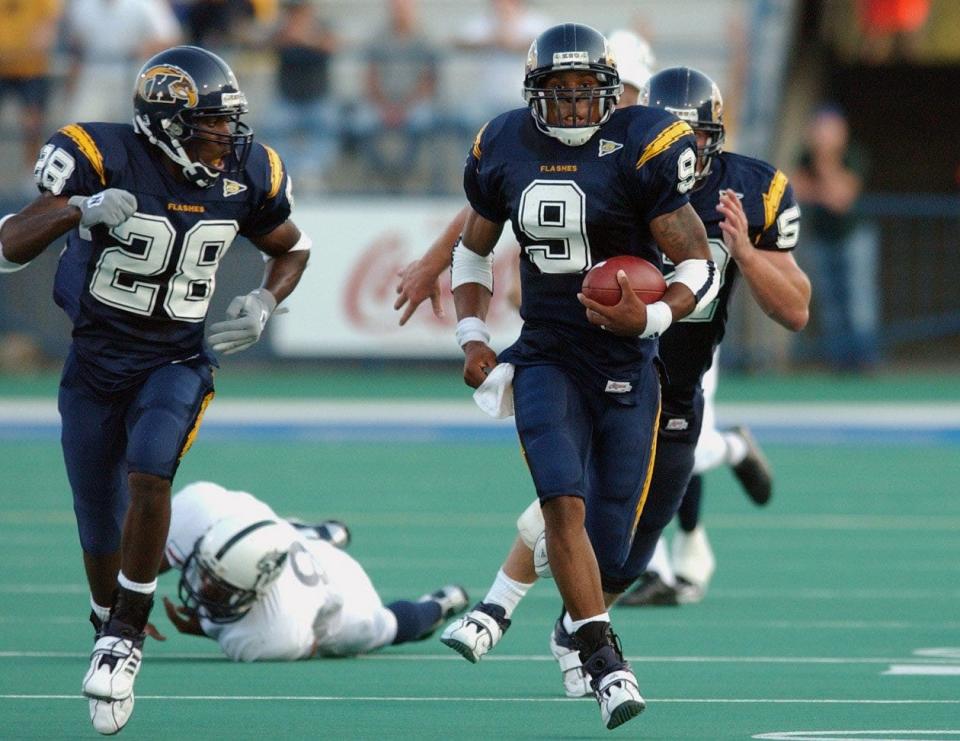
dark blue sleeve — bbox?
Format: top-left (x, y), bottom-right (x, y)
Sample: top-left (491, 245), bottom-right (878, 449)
top-left (632, 122), bottom-right (697, 223)
top-left (757, 173), bottom-right (801, 251)
top-left (35, 125), bottom-right (112, 197)
top-left (463, 123), bottom-right (509, 224)
top-left (241, 144), bottom-right (293, 238)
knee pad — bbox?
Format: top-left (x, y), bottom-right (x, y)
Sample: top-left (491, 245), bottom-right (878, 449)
top-left (516, 498), bottom-right (544, 550)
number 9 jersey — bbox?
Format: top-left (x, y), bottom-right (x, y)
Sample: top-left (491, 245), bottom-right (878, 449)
top-left (464, 105), bottom-right (697, 385)
top-left (36, 121), bottom-right (293, 393)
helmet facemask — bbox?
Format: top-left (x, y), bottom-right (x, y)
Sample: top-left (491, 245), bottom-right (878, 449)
top-left (524, 69), bottom-right (621, 147)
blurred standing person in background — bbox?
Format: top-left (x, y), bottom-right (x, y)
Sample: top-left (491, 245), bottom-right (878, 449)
top-left (0, 0), bottom-right (62, 194)
top-left (265, 0), bottom-right (341, 195)
top-left (352, 0), bottom-right (444, 192)
top-left (64, 0), bottom-right (182, 123)
top-left (454, 0), bottom-right (551, 127)
top-left (792, 105), bottom-right (879, 373)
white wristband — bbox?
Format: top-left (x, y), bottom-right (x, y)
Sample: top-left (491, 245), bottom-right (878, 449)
top-left (0, 214), bottom-right (28, 273)
top-left (456, 316), bottom-right (491, 347)
top-left (639, 301), bottom-right (673, 339)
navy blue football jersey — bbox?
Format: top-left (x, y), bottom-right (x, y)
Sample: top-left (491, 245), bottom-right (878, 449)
top-left (659, 151), bottom-right (801, 401)
top-left (464, 106), bottom-right (697, 386)
top-left (36, 122), bottom-right (292, 393)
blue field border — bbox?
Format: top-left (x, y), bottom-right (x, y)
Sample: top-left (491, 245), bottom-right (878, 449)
top-left (1, 421), bottom-right (959, 445)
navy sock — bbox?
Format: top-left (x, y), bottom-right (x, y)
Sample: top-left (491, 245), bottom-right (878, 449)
top-left (677, 475), bottom-right (703, 532)
top-left (387, 600), bottom-right (442, 644)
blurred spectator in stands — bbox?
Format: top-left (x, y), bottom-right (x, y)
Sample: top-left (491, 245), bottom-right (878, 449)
top-left (0, 0), bottom-right (62, 192)
top-left (264, 0), bottom-right (340, 195)
top-left (453, 0), bottom-right (551, 126)
top-left (857, 0), bottom-right (930, 64)
top-left (352, 0), bottom-right (445, 192)
top-left (792, 105), bottom-right (880, 373)
top-left (63, 0), bottom-right (181, 123)
top-left (171, 0), bottom-right (273, 48)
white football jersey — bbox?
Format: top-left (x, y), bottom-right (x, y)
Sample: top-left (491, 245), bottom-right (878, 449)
top-left (166, 482), bottom-right (398, 662)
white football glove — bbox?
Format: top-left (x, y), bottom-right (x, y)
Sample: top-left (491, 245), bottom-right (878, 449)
top-left (208, 288), bottom-right (277, 355)
top-left (68, 189), bottom-right (138, 228)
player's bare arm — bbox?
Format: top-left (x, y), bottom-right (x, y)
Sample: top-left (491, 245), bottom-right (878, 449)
top-left (453, 207), bottom-right (502, 388)
top-left (716, 188), bottom-right (810, 331)
top-left (250, 220), bottom-right (310, 304)
top-left (394, 204), bottom-right (470, 325)
top-left (0, 193), bottom-right (87, 265)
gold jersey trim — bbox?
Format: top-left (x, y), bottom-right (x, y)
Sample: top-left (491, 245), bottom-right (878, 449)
top-left (762, 169), bottom-right (789, 232)
top-left (264, 145), bottom-right (284, 199)
top-left (472, 122), bottom-right (489, 160)
top-left (59, 124), bottom-right (106, 186)
top-left (635, 120), bottom-right (693, 170)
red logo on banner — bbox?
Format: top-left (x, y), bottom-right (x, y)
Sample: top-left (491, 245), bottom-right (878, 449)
top-left (343, 233), bottom-right (522, 334)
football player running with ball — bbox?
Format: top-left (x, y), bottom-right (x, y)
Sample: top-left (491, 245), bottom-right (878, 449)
top-left (394, 59), bottom-right (809, 718)
top-left (449, 23), bottom-right (717, 730)
top-left (0, 46), bottom-right (310, 734)
top-left (159, 482), bottom-right (468, 663)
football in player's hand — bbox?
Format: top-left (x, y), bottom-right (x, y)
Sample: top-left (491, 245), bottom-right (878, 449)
top-left (581, 255), bottom-right (666, 306)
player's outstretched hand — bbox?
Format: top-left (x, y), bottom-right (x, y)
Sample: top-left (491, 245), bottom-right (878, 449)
top-left (144, 621), bottom-right (167, 642)
top-left (716, 189), bottom-right (751, 261)
top-left (577, 270), bottom-right (649, 336)
top-left (162, 596), bottom-right (206, 637)
top-left (208, 288), bottom-right (277, 355)
top-left (462, 341), bottom-right (498, 389)
top-left (68, 189), bottom-right (137, 228)
top-left (394, 258), bottom-right (444, 326)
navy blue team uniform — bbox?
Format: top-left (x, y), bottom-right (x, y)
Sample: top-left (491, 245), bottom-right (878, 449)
top-left (44, 122), bottom-right (292, 555)
top-left (465, 105), bottom-right (697, 579)
top-left (620, 151), bottom-right (800, 578)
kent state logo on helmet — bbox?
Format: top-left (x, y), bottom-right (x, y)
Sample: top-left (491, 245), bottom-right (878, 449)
top-left (138, 64), bottom-right (200, 109)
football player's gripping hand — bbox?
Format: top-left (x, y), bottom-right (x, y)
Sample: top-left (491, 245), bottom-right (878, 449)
top-left (208, 288), bottom-right (277, 355)
top-left (462, 341), bottom-right (498, 389)
top-left (67, 189), bottom-right (138, 228)
top-left (716, 189), bottom-right (752, 262)
top-left (577, 270), bottom-right (649, 337)
top-left (394, 258), bottom-right (444, 326)
top-left (162, 596), bottom-right (206, 637)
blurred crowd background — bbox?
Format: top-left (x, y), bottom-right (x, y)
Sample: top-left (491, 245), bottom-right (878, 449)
top-left (0, 0), bottom-right (958, 376)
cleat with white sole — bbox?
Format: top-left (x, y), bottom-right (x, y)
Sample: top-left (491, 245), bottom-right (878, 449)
top-left (440, 602), bottom-right (510, 663)
top-left (82, 621), bottom-right (144, 702)
top-left (549, 618), bottom-right (592, 697)
top-left (89, 695), bottom-right (135, 736)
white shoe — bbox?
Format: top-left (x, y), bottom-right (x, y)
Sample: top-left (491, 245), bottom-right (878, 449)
top-left (440, 602), bottom-right (510, 663)
top-left (89, 695), bottom-right (134, 735)
top-left (549, 619), bottom-right (591, 697)
top-left (82, 631), bottom-right (144, 702)
top-left (671, 526), bottom-right (715, 598)
top-left (595, 668), bottom-right (646, 730)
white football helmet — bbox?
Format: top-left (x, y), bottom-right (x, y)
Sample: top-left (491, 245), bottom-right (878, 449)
top-left (178, 515), bottom-right (293, 623)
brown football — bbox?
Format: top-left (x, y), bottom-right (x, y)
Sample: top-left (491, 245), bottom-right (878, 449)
top-left (581, 256), bottom-right (667, 306)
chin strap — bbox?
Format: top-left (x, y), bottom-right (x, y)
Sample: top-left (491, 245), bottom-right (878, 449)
top-left (134, 114), bottom-right (219, 188)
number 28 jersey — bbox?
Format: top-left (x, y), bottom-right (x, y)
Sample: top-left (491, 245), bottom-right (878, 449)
top-left (464, 106), bottom-right (697, 384)
top-left (36, 122), bottom-right (292, 393)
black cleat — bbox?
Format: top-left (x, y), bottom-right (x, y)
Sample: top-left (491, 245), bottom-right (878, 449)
top-left (618, 572), bottom-right (679, 607)
top-left (729, 425), bottom-right (773, 506)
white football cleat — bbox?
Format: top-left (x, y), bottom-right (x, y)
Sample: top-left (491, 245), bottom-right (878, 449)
top-left (82, 630), bottom-right (144, 702)
top-left (89, 695), bottom-right (134, 736)
top-left (440, 602), bottom-right (510, 663)
top-left (594, 668), bottom-right (646, 730)
top-left (549, 619), bottom-right (591, 697)
top-left (671, 526), bottom-right (716, 601)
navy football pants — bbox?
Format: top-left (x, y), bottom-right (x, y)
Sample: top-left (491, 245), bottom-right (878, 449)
top-left (512, 362), bottom-right (660, 576)
top-left (58, 349), bottom-right (214, 555)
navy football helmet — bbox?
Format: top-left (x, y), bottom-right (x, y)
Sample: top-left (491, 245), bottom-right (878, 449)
top-left (641, 67), bottom-right (724, 181)
top-left (133, 45), bottom-right (253, 188)
top-left (523, 23), bottom-right (622, 147)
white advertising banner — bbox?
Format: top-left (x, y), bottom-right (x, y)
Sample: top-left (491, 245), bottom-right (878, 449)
top-left (271, 198), bottom-right (525, 358)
